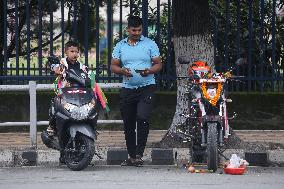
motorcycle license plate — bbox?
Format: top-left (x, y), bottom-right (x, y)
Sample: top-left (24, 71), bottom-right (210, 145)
top-left (207, 88), bottom-right (217, 98)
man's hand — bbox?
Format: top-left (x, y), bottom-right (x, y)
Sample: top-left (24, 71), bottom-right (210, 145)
top-left (137, 56), bottom-right (162, 77)
top-left (121, 67), bottom-right (133, 77)
top-left (111, 59), bottom-right (133, 77)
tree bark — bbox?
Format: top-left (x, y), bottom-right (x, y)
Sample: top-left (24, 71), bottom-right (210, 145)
top-left (0, 49), bottom-right (3, 85)
top-left (0, 0), bottom-right (4, 84)
top-left (154, 0), bottom-right (215, 148)
top-left (154, 0), bottom-right (274, 154)
top-left (155, 34), bottom-right (215, 148)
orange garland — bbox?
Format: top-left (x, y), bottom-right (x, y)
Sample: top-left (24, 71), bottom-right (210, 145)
top-left (201, 82), bottom-right (223, 106)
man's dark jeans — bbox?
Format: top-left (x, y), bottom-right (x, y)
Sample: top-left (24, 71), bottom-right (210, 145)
top-left (120, 84), bottom-right (156, 159)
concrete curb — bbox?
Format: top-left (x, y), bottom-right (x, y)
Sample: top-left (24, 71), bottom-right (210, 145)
top-left (1, 148), bottom-right (284, 167)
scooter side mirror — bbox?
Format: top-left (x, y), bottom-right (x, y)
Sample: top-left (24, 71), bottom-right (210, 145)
top-left (47, 56), bottom-right (60, 66)
top-left (178, 56), bottom-right (191, 64)
top-left (46, 56), bottom-right (62, 74)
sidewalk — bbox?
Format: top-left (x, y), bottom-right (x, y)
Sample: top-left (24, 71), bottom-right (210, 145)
top-left (1, 130), bottom-right (284, 149)
top-left (1, 130), bottom-right (284, 167)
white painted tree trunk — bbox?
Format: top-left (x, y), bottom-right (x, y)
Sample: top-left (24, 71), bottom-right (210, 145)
top-left (157, 34), bottom-right (215, 147)
top-left (168, 34), bottom-right (215, 133)
top-left (157, 34), bottom-right (257, 151)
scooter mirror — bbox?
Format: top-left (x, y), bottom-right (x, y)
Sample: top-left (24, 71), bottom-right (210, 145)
top-left (47, 56), bottom-right (60, 65)
top-left (178, 56), bottom-right (191, 64)
top-left (46, 56), bottom-right (60, 75)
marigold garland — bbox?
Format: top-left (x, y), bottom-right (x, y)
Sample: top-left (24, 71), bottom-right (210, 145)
top-left (201, 82), bottom-right (223, 106)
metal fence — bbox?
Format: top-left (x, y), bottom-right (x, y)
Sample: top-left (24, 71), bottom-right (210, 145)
top-left (0, 0), bottom-right (283, 92)
top-left (0, 81), bottom-right (123, 148)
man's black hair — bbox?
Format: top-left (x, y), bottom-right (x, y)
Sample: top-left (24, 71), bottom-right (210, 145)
top-left (127, 15), bottom-right (142, 27)
top-left (65, 40), bottom-right (79, 50)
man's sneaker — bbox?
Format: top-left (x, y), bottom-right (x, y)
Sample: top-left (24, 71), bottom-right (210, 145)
top-left (121, 158), bottom-right (136, 166)
top-left (135, 155), bottom-right (144, 167)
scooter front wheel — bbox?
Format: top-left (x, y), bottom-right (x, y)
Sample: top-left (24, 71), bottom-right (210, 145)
top-left (65, 134), bottom-right (95, 171)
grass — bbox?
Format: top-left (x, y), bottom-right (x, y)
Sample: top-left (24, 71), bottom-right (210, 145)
top-left (5, 55), bottom-right (109, 76)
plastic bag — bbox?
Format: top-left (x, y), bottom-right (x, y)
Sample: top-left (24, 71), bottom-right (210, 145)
top-left (228, 154), bottom-right (241, 168)
top-left (227, 154), bottom-right (249, 168)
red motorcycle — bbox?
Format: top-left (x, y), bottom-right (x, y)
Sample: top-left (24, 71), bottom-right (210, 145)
top-left (177, 58), bottom-right (237, 172)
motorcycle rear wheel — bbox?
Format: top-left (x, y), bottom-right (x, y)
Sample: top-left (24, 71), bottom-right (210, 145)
top-left (206, 122), bottom-right (218, 172)
top-left (65, 134), bottom-right (95, 171)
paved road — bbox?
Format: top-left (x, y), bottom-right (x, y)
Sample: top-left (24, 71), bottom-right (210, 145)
top-left (0, 166), bottom-right (284, 189)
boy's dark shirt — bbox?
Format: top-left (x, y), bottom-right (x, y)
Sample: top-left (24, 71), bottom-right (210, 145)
top-left (66, 59), bottom-right (81, 75)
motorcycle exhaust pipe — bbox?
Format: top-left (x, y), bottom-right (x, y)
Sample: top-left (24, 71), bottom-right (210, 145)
top-left (201, 128), bottom-right (206, 147)
top-left (219, 128), bottom-right (224, 147)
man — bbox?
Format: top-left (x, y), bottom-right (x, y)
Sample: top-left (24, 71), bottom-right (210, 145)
top-left (111, 15), bottom-right (162, 166)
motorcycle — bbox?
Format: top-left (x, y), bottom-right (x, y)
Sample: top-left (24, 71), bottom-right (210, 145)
top-left (176, 57), bottom-right (237, 172)
top-left (41, 56), bottom-right (100, 171)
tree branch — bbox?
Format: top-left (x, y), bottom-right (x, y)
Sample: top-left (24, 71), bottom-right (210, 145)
top-left (7, 1), bottom-right (73, 59)
top-left (7, 7), bottom-right (27, 58)
top-left (9, 31), bottom-right (66, 58)
top-left (6, 0), bottom-right (38, 15)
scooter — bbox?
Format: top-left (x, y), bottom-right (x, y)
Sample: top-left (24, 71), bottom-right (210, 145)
top-left (41, 56), bottom-right (99, 171)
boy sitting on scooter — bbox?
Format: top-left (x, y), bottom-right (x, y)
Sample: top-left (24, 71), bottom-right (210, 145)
top-left (45, 40), bottom-right (91, 164)
top-left (47, 40), bottom-right (90, 136)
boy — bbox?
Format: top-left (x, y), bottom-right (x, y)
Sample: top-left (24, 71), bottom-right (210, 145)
top-left (46, 41), bottom-right (90, 163)
top-left (47, 41), bottom-right (89, 135)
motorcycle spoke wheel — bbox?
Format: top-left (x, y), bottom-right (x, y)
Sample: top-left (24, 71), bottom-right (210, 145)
top-left (206, 122), bottom-right (218, 172)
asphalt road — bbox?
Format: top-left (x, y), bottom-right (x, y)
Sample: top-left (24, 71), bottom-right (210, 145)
top-left (0, 165), bottom-right (284, 189)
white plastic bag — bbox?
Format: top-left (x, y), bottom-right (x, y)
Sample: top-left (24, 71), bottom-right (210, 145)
top-left (229, 154), bottom-right (241, 168)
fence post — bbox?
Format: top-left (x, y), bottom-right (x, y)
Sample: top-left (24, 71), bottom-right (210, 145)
top-left (29, 81), bottom-right (37, 149)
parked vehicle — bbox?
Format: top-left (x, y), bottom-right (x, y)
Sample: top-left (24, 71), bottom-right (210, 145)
top-left (41, 57), bottom-right (100, 171)
top-left (177, 57), bottom-right (237, 172)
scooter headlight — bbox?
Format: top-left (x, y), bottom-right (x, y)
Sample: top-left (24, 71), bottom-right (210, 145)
top-left (61, 99), bottom-right (95, 120)
top-left (63, 101), bottom-right (77, 112)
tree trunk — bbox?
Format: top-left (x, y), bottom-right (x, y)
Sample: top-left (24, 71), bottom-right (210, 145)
top-left (155, 0), bottom-right (215, 148)
top-left (156, 35), bottom-right (215, 148)
top-left (154, 0), bottom-right (273, 153)
top-left (0, 0), bottom-right (4, 84)
top-left (0, 50), bottom-right (3, 85)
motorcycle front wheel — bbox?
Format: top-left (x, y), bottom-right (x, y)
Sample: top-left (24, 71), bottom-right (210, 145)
top-left (206, 122), bottom-right (218, 172)
top-left (65, 134), bottom-right (95, 171)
